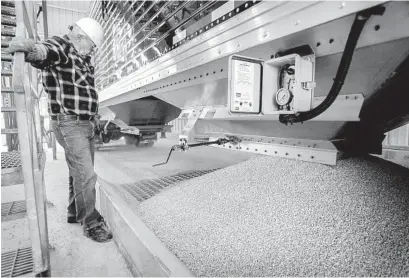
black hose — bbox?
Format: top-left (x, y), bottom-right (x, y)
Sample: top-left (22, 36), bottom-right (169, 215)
top-left (279, 6), bottom-right (385, 125)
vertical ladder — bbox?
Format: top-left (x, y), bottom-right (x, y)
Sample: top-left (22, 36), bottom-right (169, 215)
top-left (1, 0), bottom-right (51, 276)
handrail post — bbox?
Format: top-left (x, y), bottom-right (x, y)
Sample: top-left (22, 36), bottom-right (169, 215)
top-left (13, 0), bottom-right (51, 276)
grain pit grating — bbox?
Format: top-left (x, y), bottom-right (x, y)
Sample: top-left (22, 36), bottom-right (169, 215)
top-left (1, 151), bottom-right (22, 169)
top-left (122, 169), bottom-right (219, 202)
top-left (1, 200), bottom-right (26, 217)
top-left (1, 247), bottom-right (33, 277)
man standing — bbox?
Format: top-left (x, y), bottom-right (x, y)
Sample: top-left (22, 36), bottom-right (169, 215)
top-left (5, 18), bottom-right (112, 243)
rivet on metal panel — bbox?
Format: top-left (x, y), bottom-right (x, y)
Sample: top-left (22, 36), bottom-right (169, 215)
top-left (236, 8), bottom-right (240, 12)
top-left (298, 154), bottom-right (301, 157)
top-left (263, 32), bottom-right (268, 38)
top-left (346, 96), bottom-right (349, 99)
top-left (229, 12), bottom-right (232, 17)
top-left (311, 156), bottom-right (315, 159)
top-left (294, 20), bottom-right (300, 26)
top-left (247, 148), bottom-right (249, 150)
top-left (338, 2), bottom-right (346, 9)
top-left (264, 150), bottom-right (267, 153)
top-left (237, 43), bottom-right (240, 48)
top-left (274, 151), bottom-right (278, 154)
top-left (245, 3), bottom-right (249, 8)
top-left (285, 153), bottom-right (288, 156)
top-left (223, 16), bottom-right (225, 20)
top-left (255, 149), bottom-right (258, 151)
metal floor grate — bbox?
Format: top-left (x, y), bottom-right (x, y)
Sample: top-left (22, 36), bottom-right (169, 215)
top-left (1, 201), bottom-right (26, 217)
top-left (1, 247), bottom-right (33, 277)
top-left (122, 169), bottom-right (219, 202)
top-left (1, 151), bottom-right (22, 169)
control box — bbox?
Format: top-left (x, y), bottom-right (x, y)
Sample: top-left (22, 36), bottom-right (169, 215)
top-left (228, 55), bottom-right (263, 114)
top-left (227, 46), bottom-right (315, 115)
top-left (262, 52), bottom-right (315, 115)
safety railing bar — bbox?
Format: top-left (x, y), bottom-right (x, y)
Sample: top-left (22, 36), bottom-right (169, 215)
top-left (42, 0), bottom-right (48, 39)
top-left (97, 0), bottom-right (217, 82)
top-left (13, 0), bottom-right (47, 274)
top-left (96, 1), bottom-right (148, 61)
top-left (22, 1), bottom-right (34, 39)
top-left (95, 0), bottom-right (138, 56)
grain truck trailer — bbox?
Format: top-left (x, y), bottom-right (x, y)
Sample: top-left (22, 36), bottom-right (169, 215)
top-left (87, 1), bottom-right (409, 276)
top-left (90, 0), bottom-right (409, 165)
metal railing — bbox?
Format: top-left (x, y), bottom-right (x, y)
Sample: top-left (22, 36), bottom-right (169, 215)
top-left (11, 0), bottom-right (51, 276)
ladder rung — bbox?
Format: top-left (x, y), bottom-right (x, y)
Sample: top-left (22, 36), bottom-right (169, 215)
top-left (1, 17), bottom-right (16, 27)
top-left (1, 54), bottom-right (13, 62)
top-left (1, 128), bottom-right (18, 134)
top-left (1, 88), bottom-right (14, 94)
top-left (1, 29), bottom-right (15, 37)
top-left (1, 1), bottom-right (15, 8)
top-left (1, 70), bottom-right (12, 77)
top-left (1, 107), bottom-right (16, 112)
top-left (1, 6), bottom-right (15, 16)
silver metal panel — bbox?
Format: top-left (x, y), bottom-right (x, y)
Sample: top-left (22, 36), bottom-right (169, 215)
top-left (95, 1), bottom-right (409, 144)
top-left (198, 120), bottom-right (346, 140)
top-left (99, 1), bottom-right (406, 101)
top-left (209, 135), bottom-right (338, 165)
top-left (108, 98), bottom-right (181, 126)
top-left (37, 1), bottom-right (89, 38)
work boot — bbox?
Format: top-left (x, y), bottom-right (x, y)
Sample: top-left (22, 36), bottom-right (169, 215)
top-left (67, 216), bottom-right (77, 223)
top-left (68, 214), bottom-right (104, 224)
top-left (84, 221), bottom-right (113, 243)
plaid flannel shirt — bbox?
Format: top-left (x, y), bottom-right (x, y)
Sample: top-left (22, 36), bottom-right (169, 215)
top-left (29, 35), bottom-right (98, 117)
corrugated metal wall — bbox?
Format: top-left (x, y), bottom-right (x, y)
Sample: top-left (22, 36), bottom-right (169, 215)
top-left (37, 0), bottom-right (91, 38)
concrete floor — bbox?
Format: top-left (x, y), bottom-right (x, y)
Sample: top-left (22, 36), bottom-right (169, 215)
top-left (2, 134), bottom-right (254, 277)
top-left (1, 146), bottom-right (132, 277)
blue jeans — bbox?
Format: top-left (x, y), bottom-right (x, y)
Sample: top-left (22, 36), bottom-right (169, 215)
top-left (51, 119), bottom-right (101, 228)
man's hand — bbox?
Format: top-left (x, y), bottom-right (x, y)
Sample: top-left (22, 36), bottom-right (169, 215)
top-left (94, 114), bottom-right (102, 133)
top-left (3, 37), bottom-right (36, 55)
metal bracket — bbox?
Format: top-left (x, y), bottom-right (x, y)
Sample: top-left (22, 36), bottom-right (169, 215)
top-left (208, 134), bottom-right (338, 165)
top-left (178, 106), bottom-right (204, 143)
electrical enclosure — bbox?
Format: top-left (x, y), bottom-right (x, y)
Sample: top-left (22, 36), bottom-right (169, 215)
top-left (262, 53), bottom-right (316, 114)
top-left (228, 55), bottom-right (263, 114)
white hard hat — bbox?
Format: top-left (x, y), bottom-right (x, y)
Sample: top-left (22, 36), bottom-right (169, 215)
top-left (75, 17), bottom-right (104, 47)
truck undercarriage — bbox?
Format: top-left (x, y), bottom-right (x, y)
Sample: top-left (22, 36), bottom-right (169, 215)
top-left (90, 1), bottom-right (409, 166)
